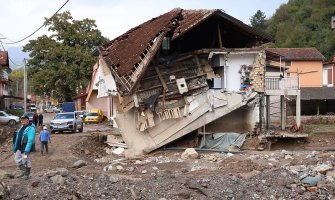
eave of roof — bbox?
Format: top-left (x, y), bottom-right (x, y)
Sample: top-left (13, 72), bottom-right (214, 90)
top-left (266, 48), bottom-right (325, 61)
top-left (301, 87), bottom-right (335, 100)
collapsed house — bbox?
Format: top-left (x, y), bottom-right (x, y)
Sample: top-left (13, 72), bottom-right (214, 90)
top-left (97, 8), bottom-right (301, 157)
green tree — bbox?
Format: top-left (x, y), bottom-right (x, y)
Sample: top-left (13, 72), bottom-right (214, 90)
top-left (23, 11), bottom-right (108, 101)
top-left (250, 10), bottom-right (267, 31)
top-left (265, 0), bottom-right (335, 60)
top-left (9, 68), bottom-right (24, 97)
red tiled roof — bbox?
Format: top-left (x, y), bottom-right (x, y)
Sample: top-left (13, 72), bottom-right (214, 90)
top-left (172, 9), bottom-right (215, 39)
top-left (99, 8), bottom-right (181, 77)
top-left (99, 8), bottom-right (272, 79)
top-left (0, 51), bottom-right (9, 67)
top-left (266, 48), bottom-right (325, 61)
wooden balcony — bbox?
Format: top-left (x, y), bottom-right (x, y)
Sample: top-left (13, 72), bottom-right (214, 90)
top-left (265, 77), bottom-right (300, 95)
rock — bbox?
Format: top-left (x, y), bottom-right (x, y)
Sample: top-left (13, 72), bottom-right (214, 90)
top-left (181, 148), bottom-right (199, 159)
top-left (116, 165), bottom-right (124, 171)
top-left (56, 168), bottom-right (69, 177)
top-left (174, 189), bottom-right (191, 199)
top-left (108, 176), bottom-right (119, 183)
top-left (50, 175), bottom-right (65, 185)
top-left (281, 149), bottom-right (292, 155)
top-left (226, 153), bottom-right (234, 157)
top-left (46, 170), bottom-right (58, 178)
top-left (208, 154), bottom-right (217, 162)
top-left (287, 165), bottom-right (308, 174)
top-left (135, 160), bottom-right (146, 165)
top-left (31, 181), bottom-right (40, 187)
top-left (104, 164), bottom-right (115, 171)
top-left (326, 170), bottom-right (335, 177)
top-left (72, 160), bottom-right (87, 168)
top-left (306, 186), bottom-right (318, 192)
top-left (313, 164), bottom-right (332, 175)
top-left (284, 155), bottom-right (294, 160)
top-left (112, 147), bottom-right (125, 156)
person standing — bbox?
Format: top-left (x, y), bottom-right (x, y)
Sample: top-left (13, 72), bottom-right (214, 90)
top-left (38, 113), bottom-right (44, 127)
top-left (33, 112), bottom-right (38, 126)
top-left (13, 114), bottom-right (36, 180)
top-left (39, 126), bottom-right (51, 155)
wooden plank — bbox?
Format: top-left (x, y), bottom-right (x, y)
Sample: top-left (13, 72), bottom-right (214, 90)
top-left (149, 92), bottom-right (253, 148)
top-left (217, 24), bottom-right (223, 48)
top-left (155, 66), bottom-right (169, 92)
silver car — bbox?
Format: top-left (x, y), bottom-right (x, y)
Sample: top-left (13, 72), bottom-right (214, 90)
top-left (50, 112), bottom-right (83, 133)
top-left (44, 106), bottom-right (60, 113)
top-left (0, 111), bottom-right (20, 126)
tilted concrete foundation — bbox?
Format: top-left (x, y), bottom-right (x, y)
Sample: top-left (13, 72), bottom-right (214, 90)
top-left (116, 90), bottom-right (258, 158)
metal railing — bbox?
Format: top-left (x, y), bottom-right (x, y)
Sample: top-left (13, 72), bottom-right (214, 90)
top-left (265, 77), bottom-right (299, 90)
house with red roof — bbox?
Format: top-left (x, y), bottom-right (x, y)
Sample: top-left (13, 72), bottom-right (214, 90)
top-left (266, 48), bottom-right (328, 116)
top-left (93, 8), bottom-right (302, 156)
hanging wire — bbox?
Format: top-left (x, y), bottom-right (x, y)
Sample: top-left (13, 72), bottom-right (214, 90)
top-left (1, 0), bottom-right (70, 45)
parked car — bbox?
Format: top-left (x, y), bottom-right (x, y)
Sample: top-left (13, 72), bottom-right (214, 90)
top-left (29, 104), bottom-right (37, 112)
top-left (84, 108), bottom-right (103, 123)
top-left (0, 111), bottom-right (20, 126)
top-left (74, 110), bottom-right (87, 119)
top-left (12, 105), bottom-right (24, 110)
top-left (50, 112), bottom-right (83, 133)
top-left (23, 112), bottom-right (34, 123)
top-left (44, 106), bottom-right (61, 113)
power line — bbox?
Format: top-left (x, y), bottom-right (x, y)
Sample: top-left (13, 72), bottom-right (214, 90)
top-left (1, 0), bottom-right (70, 45)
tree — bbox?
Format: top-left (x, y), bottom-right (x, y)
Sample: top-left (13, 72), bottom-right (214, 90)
top-left (23, 11), bottom-right (108, 101)
top-left (265, 0), bottom-right (335, 59)
top-left (250, 10), bottom-right (267, 31)
top-left (9, 68), bottom-right (24, 97)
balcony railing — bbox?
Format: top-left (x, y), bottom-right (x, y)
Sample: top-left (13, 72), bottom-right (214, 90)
top-left (265, 77), bottom-right (299, 90)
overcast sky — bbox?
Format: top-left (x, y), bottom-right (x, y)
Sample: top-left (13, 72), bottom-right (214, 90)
top-left (1, 0), bottom-right (288, 66)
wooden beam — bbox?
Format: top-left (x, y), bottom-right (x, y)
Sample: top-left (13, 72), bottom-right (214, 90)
top-left (217, 24), bottom-right (223, 48)
top-left (155, 66), bottom-right (169, 92)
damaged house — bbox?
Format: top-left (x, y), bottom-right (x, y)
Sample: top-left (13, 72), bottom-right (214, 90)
top-left (96, 8), bottom-right (301, 157)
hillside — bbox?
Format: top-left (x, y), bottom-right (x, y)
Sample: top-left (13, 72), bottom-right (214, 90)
top-left (264, 0), bottom-right (335, 60)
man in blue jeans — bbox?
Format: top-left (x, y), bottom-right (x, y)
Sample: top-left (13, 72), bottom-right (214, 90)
top-left (39, 126), bottom-right (51, 155)
top-left (13, 114), bottom-right (36, 180)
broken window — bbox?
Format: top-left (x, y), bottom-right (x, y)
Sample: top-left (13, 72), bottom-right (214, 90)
top-left (162, 37), bottom-right (171, 50)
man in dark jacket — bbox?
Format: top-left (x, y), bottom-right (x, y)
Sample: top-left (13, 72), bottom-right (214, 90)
top-left (32, 112), bottom-right (38, 126)
top-left (13, 114), bottom-right (36, 180)
top-left (38, 113), bottom-right (44, 127)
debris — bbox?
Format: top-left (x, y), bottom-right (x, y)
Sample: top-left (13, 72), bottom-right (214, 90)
top-left (112, 147), bottom-right (125, 156)
top-left (72, 160), bottom-right (87, 168)
top-left (181, 148), bottom-right (199, 159)
top-left (300, 174), bottom-right (322, 186)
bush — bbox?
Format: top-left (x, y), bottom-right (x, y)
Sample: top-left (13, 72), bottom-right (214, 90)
top-left (6, 109), bottom-right (24, 117)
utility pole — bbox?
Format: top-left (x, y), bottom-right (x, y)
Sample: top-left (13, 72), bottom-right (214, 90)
top-left (24, 59), bottom-right (27, 112)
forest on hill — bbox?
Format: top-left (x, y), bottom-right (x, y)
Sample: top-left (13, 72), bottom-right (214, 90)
top-left (251, 0), bottom-right (335, 60)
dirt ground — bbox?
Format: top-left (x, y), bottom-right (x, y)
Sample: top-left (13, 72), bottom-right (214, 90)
top-left (0, 121), bottom-right (335, 199)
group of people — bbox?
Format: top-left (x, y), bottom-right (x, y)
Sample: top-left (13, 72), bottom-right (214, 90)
top-left (32, 112), bottom-right (44, 127)
top-left (12, 113), bottom-right (51, 180)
